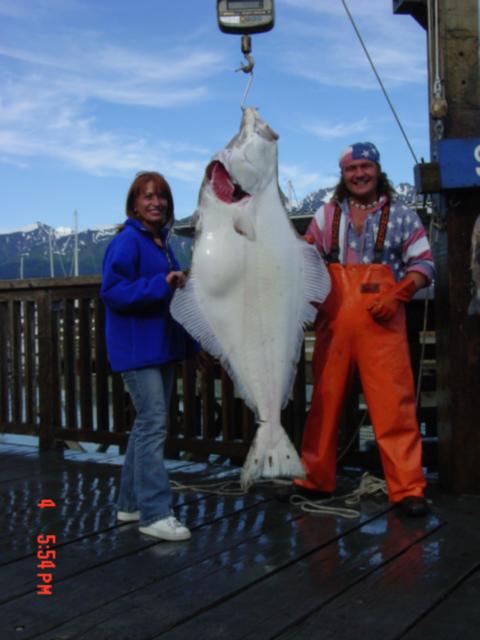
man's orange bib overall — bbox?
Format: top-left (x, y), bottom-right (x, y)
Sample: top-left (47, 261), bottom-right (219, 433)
top-left (297, 208), bottom-right (426, 503)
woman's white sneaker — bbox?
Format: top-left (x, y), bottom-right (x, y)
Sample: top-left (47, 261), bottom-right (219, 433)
top-left (139, 516), bottom-right (191, 541)
top-left (117, 510), bottom-right (140, 522)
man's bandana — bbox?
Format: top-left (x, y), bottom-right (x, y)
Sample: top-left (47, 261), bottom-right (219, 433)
top-left (339, 142), bottom-right (380, 168)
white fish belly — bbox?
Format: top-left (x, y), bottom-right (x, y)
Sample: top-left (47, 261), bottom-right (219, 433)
top-left (191, 200), bottom-right (304, 433)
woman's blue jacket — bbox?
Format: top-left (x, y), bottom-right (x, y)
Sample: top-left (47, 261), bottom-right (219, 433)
top-left (100, 218), bottom-right (197, 372)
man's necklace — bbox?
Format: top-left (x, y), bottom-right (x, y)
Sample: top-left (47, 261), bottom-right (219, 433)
top-left (349, 197), bottom-right (380, 211)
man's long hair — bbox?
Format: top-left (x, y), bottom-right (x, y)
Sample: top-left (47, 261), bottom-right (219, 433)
top-left (333, 167), bottom-right (396, 203)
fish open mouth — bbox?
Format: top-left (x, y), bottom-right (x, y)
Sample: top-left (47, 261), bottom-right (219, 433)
top-left (206, 161), bottom-right (250, 204)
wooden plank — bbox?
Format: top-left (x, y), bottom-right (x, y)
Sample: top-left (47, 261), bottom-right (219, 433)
top-left (37, 292), bottom-right (54, 450)
top-left (53, 428), bottom-right (128, 446)
top-left (167, 362), bottom-right (182, 441)
top-left (2, 488), bottom-right (264, 606)
top-left (78, 297), bottom-right (93, 431)
top-left (274, 495), bottom-right (480, 640)
top-left (23, 502), bottom-right (401, 640)
top-left (291, 342), bottom-right (306, 450)
top-left (221, 370), bottom-right (236, 443)
top-left (180, 359), bottom-right (197, 438)
top-left (0, 443), bottom-right (39, 455)
top-left (111, 373), bottom-right (128, 434)
top-left (166, 435), bottom-right (248, 459)
top-left (0, 276), bottom-right (437, 471)
top-left (152, 511), bottom-right (440, 640)
top-left (0, 454), bottom-right (45, 483)
top-left (4, 447), bottom-right (477, 640)
top-left (22, 301), bottom-right (37, 426)
top-left (0, 421), bottom-right (42, 435)
top-left (0, 302), bottom-right (8, 425)
top-left (0, 473), bottom-right (269, 623)
top-left (0, 459), bottom-right (240, 562)
top-left (401, 567), bottom-right (480, 640)
top-left (0, 276), bottom-right (101, 292)
top-left (200, 368), bottom-right (216, 440)
top-left (62, 298), bottom-right (77, 430)
top-left (93, 297), bottom-right (110, 432)
top-left (0, 464), bottom-right (53, 484)
top-left (50, 299), bottom-right (62, 429)
top-left (10, 300), bottom-right (22, 425)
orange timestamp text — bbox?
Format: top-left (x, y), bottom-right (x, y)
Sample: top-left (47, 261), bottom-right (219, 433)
top-left (36, 499), bottom-right (57, 596)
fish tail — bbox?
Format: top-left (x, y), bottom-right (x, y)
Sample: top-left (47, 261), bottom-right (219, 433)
top-left (240, 423), bottom-right (305, 490)
top-left (468, 295), bottom-right (480, 315)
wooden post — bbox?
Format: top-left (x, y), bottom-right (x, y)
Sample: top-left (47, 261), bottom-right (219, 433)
top-left (37, 291), bottom-right (55, 451)
top-left (395, 0), bottom-right (480, 493)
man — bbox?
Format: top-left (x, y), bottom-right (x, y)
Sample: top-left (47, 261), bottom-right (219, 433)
top-left (296, 142), bottom-right (434, 517)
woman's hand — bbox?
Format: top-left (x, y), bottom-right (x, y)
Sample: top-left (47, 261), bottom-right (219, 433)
top-left (166, 270), bottom-right (186, 289)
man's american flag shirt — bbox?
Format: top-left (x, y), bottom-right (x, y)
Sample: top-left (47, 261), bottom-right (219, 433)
top-left (305, 198), bottom-right (435, 283)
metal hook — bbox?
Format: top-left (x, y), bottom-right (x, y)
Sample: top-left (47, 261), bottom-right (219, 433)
top-left (236, 35), bottom-right (255, 109)
top-left (236, 35), bottom-right (255, 74)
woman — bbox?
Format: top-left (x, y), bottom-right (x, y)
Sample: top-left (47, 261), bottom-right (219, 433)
top-left (101, 171), bottom-right (197, 540)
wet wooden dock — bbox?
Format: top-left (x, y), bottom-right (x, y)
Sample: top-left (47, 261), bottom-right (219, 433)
top-left (1, 442), bottom-right (480, 640)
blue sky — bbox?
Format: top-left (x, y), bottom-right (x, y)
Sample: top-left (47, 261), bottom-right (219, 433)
top-left (0, 0), bottom-right (429, 232)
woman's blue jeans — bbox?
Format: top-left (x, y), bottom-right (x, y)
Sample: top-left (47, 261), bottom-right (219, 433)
top-left (118, 364), bottom-right (175, 526)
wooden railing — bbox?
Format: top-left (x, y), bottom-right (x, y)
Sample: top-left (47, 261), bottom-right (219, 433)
top-left (0, 277), bottom-right (437, 469)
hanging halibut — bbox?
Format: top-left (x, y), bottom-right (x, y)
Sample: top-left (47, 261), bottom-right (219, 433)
top-left (171, 108), bottom-right (331, 488)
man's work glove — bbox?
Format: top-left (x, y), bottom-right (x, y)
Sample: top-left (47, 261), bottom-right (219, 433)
top-left (367, 274), bottom-right (418, 321)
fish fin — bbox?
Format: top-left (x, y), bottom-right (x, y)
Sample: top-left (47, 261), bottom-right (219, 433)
top-left (233, 214), bottom-right (255, 241)
top-left (468, 295), bottom-right (480, 315)
top-left (301, 241), bottom-right (331, 321)
top-left (170, 278), bottom-right (225, 359)
top-left (170, 278), bottom-right (256, 409)
top-left (277, 242), bottom-right (331, 410)
top-left (240, 424), bottom-right (305, 490)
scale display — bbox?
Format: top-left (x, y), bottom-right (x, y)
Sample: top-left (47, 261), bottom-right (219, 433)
top-left (217, 0), bottom-right (275, 34)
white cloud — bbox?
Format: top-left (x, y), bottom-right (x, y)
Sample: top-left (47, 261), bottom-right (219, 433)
top-left (305, 118), bottom-right (369, 140)
top-left (0, 42), bottom-right (223, 85)
top-left (0, 24), bottom-right (222, 178)
top-left (280, 163), bottom-right (337, 197)
top-left (0, 38), bottom-right (223, 108)
top-left (0, 0), bottom-right (33, 17)
top-left (0, 75), bottom-right (209, 181)
top-left (95, 46), bottom-right (222, 83)
top-left (0, 122), bottom-right (207, 183)
top-left (0, 0), bottom-right (79, 18)
top-left (277, 0), bottom-right (426, 89)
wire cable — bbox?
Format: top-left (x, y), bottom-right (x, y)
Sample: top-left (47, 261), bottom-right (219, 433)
top-left (340, 0), bottom-right (419, 164)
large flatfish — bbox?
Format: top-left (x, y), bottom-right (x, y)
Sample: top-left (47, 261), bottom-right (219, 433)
top-left (171, 108), bottom-right (330, 488)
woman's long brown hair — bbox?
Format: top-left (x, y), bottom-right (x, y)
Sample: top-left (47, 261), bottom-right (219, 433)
top-left (125, 172), bottom-right (175, 227)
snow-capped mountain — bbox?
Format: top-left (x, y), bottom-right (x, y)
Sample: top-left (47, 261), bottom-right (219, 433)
top-left (288, 182), bottom-right (417, 215)
top-left (0, 222), bottom-right (193, 280)
top-left (0, 183), bottom-right (418, 280)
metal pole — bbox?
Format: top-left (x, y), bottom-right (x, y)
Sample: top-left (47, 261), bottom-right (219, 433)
top-left (48, 227), bottom-right (54, 277)
top-left (74, 210), bottom-right (79, 277)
